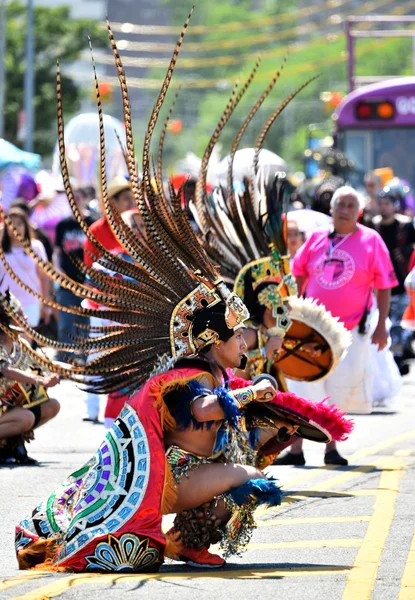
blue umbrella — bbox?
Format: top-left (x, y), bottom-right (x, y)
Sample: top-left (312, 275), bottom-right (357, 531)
top-left (0, 138), bottom-right (41, 172)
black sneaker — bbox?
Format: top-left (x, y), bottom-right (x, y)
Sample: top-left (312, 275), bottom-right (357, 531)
top-left (0, 446), bottom-right (16, 465)
top-left (0, 440), bottom-right (38, 465)
top-left (273, 451), bottom-right (306, 466)
top-left (324, 449), bottom-right (348, 466)
top-left (12, 443), bottom-right (38, 465)
top-left (394, 355), bottom-right (410, 376)
top-left (399, 362), bottom-right (410, 376)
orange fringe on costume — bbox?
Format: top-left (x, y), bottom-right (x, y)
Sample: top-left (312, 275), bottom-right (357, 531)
top-left (151, 371), bottom-right (216, 515)
top-left (161, 456), bottom-right (178, 515)
top-left (164, 529), bottom-right (183, 559)
top-left (150, 371), bottom-right (217, 433)
top-left (17, 537), bottom-right (67, 572)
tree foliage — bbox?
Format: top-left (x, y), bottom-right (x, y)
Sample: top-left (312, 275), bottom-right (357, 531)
top-left (151, 1), bottom-right (414, 172)
top-left (3, 2), bottom-right (107, 155)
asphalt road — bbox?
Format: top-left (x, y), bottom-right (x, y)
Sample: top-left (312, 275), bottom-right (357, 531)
top-left (1, 368), bottom-right (414, 600)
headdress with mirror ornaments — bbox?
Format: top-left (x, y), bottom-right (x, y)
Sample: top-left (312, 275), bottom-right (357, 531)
top-left (0, 9), bottom-right (250, 396)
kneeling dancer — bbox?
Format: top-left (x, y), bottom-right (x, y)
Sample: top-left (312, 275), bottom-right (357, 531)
top-left (11, 15), bottom-right (352, 573)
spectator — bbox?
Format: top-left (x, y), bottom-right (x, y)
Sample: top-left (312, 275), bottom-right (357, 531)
top-left (312, 176), bottom-right (344, 216)
top-left (383, 178), bottom-right (415, 219)
top-left (372, 189), bottom-right (415, 373)
top-left (54, 187), bottom-right (96, 362)
top-left (81, 178), bottom-right (134, 423)
top-left (286, 220), bottom-right (305, 262)
top-left (79, 185), bottom-right (100, 219)
top-left (362, 171), bottom-right (382, 221)
top-left (276, 186), bottom-right (398, 466)
top-left (29, 178), bottom-right (74, 246)
top-left (0, 208), bottom-right (52, 329)
top-left (8, 198), bottom-right (54, 262)
top-left (83, 176), bottom-right (134, 266)
top-left (102, 208), bottom-right (147, 429)
top-left (0, 293), bottom-right (60, 464)
top-left (120, 208), bottom-right (146, 241)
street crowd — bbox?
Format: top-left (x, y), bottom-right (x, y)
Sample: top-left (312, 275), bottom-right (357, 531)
top-left (1, 166), bottom-right (414, 466)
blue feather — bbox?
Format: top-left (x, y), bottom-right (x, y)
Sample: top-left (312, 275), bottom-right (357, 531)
top-left (213, 385), bottom-right (240, 429)
top-left (173, 379), bottom-right (214, 431)
top-left (229, 477), bottom-right (283, 507)
top-left (213, 423), bottom-right (230, 454)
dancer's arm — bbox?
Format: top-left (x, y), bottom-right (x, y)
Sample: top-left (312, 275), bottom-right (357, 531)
top-left (191, 379), bottom-right (277, 422)
top-left (0, 367), bottom-right (59, 388)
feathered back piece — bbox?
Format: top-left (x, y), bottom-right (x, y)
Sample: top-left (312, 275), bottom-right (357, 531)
top-left (194, 70), bottom-right (319, 332)
top-left (0, 11), bottom-right (250, 395)
top-left (197, 171), bottom-right (298, 332)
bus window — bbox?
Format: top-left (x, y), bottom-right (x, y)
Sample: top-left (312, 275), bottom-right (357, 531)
top-left (341, 131), bottom-right (371, 177)
top-left (334, 78), bottom-right (415, 190)
top-left (340, 129), bottom-right (415, 189)
top-left (373, 129), bottom-right (415, 187)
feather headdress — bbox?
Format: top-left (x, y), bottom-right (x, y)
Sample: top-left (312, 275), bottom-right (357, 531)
top-left (193, 72), bottom-right (318, 333)
top-left (0, 11), bottom-right (252, 395)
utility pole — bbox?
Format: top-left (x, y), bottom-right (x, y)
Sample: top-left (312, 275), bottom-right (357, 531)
top-left (24, 0), bottom-right (35, 152)
top-left (0, 0), bottom-right (6, 139)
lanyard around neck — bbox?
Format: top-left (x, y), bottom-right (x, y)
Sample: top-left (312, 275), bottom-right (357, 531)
top-left (328, 233), bottom-right (352, 258)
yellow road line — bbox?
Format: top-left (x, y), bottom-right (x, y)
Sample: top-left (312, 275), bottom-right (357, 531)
top-left (279, 454), bottom-right (406, 507)
top-left (256, 432), bottom-right (415, 517)
top-left (270, 459), bottom-right (388, 508)
top-left (309, 461), bottom-right (378, 491)
top-left (8, 434), bottom-right (413, 597)
top-left (257, 516), bottom-right (371, 527)
top-left (270, 464), bottom-right (338, 489)
top-left (247, 538), bottom-right (362, 550)
top-left (351, 489), bottom-right (395, 497)
top-left (310, 463), bottom-right (380, 492)
top-left (284, 486), bottom-right (399, 501)
top-left (398, 526), bottom-right (415, 600)
top-left (342, 457), bottom-right (406, 600)
top-left (349, 432), bottom-right (415, 461)
top-left (0, 573), bottom-right (45, 592)
top-left (10, 566), bottom-right (351, 600)
top-left (258, 462), bottom-right (381, 515)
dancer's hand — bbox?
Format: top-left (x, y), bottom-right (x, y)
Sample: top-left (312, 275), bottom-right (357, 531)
top-left (253, 378), bottom-right (277, 401)
top-left (302, 343), bottom-right (322, 357)
top-left (265, 336), bottom-right (283, 359)
top-left (37, 374), bottom-right (60, 388)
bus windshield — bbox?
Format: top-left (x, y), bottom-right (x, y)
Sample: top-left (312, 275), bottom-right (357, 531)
top-left (338, 127), bottom-right (415, 189)
top-left (334, 77), bottom-right (415, 189)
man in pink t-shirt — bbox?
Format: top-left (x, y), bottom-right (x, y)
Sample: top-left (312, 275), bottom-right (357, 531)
top-left (276, 186), bottom-right (398, 466)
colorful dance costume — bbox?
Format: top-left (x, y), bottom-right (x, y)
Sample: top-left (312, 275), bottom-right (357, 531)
top-left (1, 13), bottom-right (352, 573)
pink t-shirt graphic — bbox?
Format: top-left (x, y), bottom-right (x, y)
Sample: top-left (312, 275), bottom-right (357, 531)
top-left (292, 224), bottom-right (398, 330)
top-left (314, 247), bottom-right (355, 289)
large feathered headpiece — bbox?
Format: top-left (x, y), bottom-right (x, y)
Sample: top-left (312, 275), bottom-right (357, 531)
top-left (192, 61), bottom-right (319, 335)
top-left (0, 10), bottom-right (250, 395)
top-left (197, 171), bottom-right (298, 335)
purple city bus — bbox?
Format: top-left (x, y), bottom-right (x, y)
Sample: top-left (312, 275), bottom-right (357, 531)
top-left (333, 77), bottom-right (415, 188)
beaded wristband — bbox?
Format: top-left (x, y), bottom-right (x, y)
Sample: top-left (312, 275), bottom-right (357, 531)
top-left (232, 387), bottom-right (257, 410)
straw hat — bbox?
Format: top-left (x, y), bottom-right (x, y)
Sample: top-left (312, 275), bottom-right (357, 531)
top-left (107, 176), bottom-right (131, 199)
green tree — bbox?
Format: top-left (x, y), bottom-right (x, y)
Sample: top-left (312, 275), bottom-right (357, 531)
top-left (149, 1), bottom-right (413, 172)
top-left (4, 2), bottom-right (107, 155)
